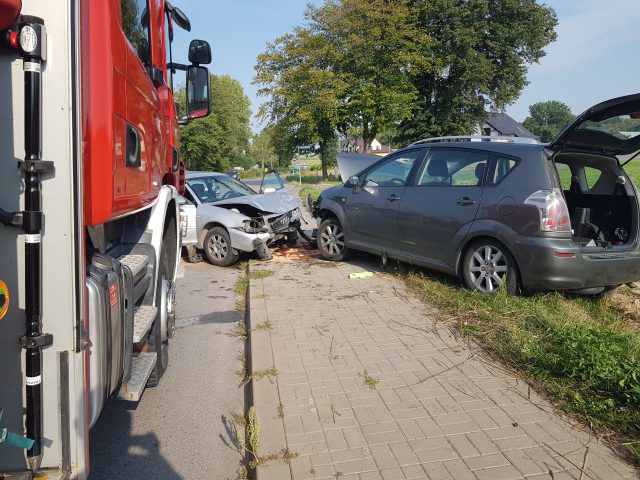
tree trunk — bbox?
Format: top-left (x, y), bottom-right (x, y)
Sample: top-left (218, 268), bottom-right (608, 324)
top-left (319, 140), bottom-right (328, 181)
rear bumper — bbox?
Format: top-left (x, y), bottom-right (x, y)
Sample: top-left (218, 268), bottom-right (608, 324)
top-left (511, 236), bottom-right (640, 291)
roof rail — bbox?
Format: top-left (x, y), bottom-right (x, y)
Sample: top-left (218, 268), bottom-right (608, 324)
top-left (410, 135), bottom-right (539, 146)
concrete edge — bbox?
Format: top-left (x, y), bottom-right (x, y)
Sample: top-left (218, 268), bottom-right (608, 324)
top-left (247, 263), bottom-right (293, 480)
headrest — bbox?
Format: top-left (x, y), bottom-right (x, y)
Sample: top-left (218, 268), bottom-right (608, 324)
top-left (474, 163), bottom-right (485, 180)
top-left (427, 159), bottom-right (448, 178)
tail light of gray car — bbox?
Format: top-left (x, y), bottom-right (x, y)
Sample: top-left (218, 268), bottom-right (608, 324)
top-left (524, 190), bottom-right (571, 233)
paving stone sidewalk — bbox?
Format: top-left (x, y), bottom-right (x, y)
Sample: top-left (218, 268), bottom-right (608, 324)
top-left (248, 259), bottom-right (638, 480)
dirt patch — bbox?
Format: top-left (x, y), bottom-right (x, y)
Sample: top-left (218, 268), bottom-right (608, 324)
top-left (268, 240), bottom-right (322, 263)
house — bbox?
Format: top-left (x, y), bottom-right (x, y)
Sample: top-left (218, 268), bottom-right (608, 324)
top-left (479, 113), bottom-right (537, 140)
top-left (340, 137), bottom-right (392, 154)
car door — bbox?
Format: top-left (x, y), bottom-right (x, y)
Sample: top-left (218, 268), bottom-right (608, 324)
top-left (345, 149), bottom-right (424, 252)
top-left (398, 148), bottom-right (490, 268)
top-left (260, 170), bottom-right (285, 193)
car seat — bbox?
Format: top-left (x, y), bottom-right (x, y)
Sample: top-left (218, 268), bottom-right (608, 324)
top-left (474, 163), bottom-right (485, 185)
top-left (423, 159), bottom-right (449, 185)
top-left (190, 183), bottom-right (207, 200)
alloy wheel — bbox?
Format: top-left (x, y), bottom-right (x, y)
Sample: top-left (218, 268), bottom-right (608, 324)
top-left (320, 223), bottom-right (345, 256)
top-left (467, 245), bottom-right (509, 293)
top-left (208, 234), bottom-right (228, 260)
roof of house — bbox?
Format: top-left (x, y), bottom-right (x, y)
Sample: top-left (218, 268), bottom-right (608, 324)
top-left (486, 113), bottom-right (537, 139)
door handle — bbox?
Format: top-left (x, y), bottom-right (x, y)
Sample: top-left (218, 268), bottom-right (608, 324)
top-left (125, 124), bottom-right (141, 168)
top-left (456, 197), bottom-right (476, 206)
top-left (386, 194), bottom-right (400, 202)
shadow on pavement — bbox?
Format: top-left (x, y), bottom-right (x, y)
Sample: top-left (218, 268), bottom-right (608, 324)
top-left (89, 402), bottom-right (182, 480)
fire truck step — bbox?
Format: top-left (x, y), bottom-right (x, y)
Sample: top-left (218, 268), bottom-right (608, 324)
top-left (118, 253), bottom-right (149, 284)
top-left (132, 305), bottom-right (157, 344)
top-left (118, 352), bottom-right (157, 401)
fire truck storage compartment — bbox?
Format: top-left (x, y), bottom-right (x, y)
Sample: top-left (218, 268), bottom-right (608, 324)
top-left (86, 254), bottom-right (130, 427)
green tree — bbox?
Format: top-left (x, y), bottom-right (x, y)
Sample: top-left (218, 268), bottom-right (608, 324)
top-left (394, 0), bottom-right (558, 145)
top-left (523, 100), bottom-right (575, 142)
top-left (254, 0), bottom-right (430, 179)
top-left (308, 0), bottom-right (431, 152)
top-left (255, 27), bottom-right (342, 180)
top-left (180, 74), bottom-right (251, 172)
top-left (250, 129), bottom-right (278, 171)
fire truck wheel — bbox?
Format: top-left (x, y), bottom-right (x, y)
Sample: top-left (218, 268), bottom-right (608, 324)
top-left (148, 224), bottom-right (174, 386)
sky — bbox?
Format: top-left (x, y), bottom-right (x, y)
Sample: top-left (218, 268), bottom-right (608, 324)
top-left (172, 0), bottom-right (640, 131)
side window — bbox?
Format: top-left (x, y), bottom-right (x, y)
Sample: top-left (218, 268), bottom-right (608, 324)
top-left (363, 150), bottom-right (423, 187)
top-left (121, 0), bottom-right (151, 67)
top-left (556, 163), bottom-right (572, 190)
top-left (417, 149), bottom-right (490, 186)
top-left (490, 156), bottom-right (519, 185)
top-left (584, 167), bottom-right (602, 189)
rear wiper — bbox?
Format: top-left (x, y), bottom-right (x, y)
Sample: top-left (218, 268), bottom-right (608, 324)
top-left (621, 150), bottom-right (640, 168)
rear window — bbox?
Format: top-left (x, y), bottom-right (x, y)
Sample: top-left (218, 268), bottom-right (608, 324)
top-left (584, 167), bottom-right (602, 189)
top-left (489, 156), bottom-right (518, 185)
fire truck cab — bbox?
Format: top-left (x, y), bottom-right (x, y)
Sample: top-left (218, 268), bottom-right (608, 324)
top-left (0, 0), bottom-right (210, 478)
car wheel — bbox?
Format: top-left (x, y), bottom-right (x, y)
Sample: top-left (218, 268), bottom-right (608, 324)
top-left (204, 227), bottom-right (239, 267)
top-left (598, 284), bottom-right (620, 299)
top-left (462, 239), bottom-right (519, 295)
top-left (318, 217), bottom-right (352, 261)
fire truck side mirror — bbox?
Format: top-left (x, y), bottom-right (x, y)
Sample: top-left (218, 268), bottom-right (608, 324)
top-left (185, 65), bottom-right (211, 121)
top-left (188, 39), bottom-right (211, 65)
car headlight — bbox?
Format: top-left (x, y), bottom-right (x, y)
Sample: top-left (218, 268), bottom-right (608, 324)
top-left (243, 218), bottom-right (267, 233)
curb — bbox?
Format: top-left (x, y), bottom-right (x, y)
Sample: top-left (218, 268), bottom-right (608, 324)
top-left (247, 263), bottom-right (293, 480)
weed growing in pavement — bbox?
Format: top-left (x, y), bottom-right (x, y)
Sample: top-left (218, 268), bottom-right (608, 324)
top-left (234, 270), bottom-right (275, 313)
top-left (277, 403), bottom-right (284, 419)
top-left (252, 366), bottom-right (279, 382)
top-left (255, 293), bottom-right (270, 299)
top-left (233, 407), bottom-right (299, 470)
top-left (389, 260), bottom-right (640, 463)
top-left (359, 370), bottom-right (380, 390)
top-left (226, 322), bottom-right (247, 340)
top-left (256, 320), bottom-right (273, 330)
top-left (235, 350), bottom-right (249, 386)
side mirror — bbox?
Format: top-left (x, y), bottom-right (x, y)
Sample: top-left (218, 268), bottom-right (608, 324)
top-left (349, 175), bottom-right (360, 186)
top-left (188, 39), bottom-right (212, 65)
top-left (185, 65), bottom-right (211, 120)
top-left (166, 2), bottom-right (191, 32)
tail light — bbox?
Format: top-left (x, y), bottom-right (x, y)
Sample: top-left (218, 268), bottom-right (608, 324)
top-left (524, 190), bottom-right (571, 232)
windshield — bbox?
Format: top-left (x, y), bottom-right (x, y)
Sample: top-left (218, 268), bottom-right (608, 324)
top-left (187, 175), bottom-right (256, 203)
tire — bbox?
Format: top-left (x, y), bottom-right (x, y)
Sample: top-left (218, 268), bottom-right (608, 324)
top-left (148, 216), bottom-right (175, 386)
top-left (598, 285), bottom-right (620, 299)
top-left (462, 239), bottom-right (519, 295)
top-left (204, 226), bottom-right (239, 267)
top-left (317, 217), bottom-right (352, 261)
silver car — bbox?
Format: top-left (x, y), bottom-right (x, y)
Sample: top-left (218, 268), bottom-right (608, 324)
top-left (180, 171), bottom-right (301, 266)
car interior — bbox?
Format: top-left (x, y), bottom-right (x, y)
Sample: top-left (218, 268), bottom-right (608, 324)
top-left (555, 152), bottom-right (638, 248)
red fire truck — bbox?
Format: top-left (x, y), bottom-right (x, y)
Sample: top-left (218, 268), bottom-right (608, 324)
top-left (0, 0), bottom-right (211, 477)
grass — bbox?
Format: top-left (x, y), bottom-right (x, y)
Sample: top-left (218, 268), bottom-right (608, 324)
top-left (392, 263), bottom-right (640, 463)
top-left (359, 370), bottom-right (380, 390)
top-left (299, 185), bottom-right (325, 203)
top-left (234, 268), bottom-right (275, 313)
top-left (285, 174), bottom-right (342, 185)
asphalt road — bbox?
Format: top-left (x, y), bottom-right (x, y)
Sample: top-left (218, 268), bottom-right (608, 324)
top-left (89, 260), bottom-right (246, 480)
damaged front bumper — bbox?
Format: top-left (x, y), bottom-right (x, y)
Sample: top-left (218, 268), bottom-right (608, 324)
top-left (229, 208), bottom-right (303, 260)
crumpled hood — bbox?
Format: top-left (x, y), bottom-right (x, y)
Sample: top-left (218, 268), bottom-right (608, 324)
top-left (211, 191), bottom-right (301, 214)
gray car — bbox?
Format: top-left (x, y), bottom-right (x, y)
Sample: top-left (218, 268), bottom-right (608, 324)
top-left (182, 171), bottom-right (302, 266)
top-left (312, 93), bottom-right (640, 294)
